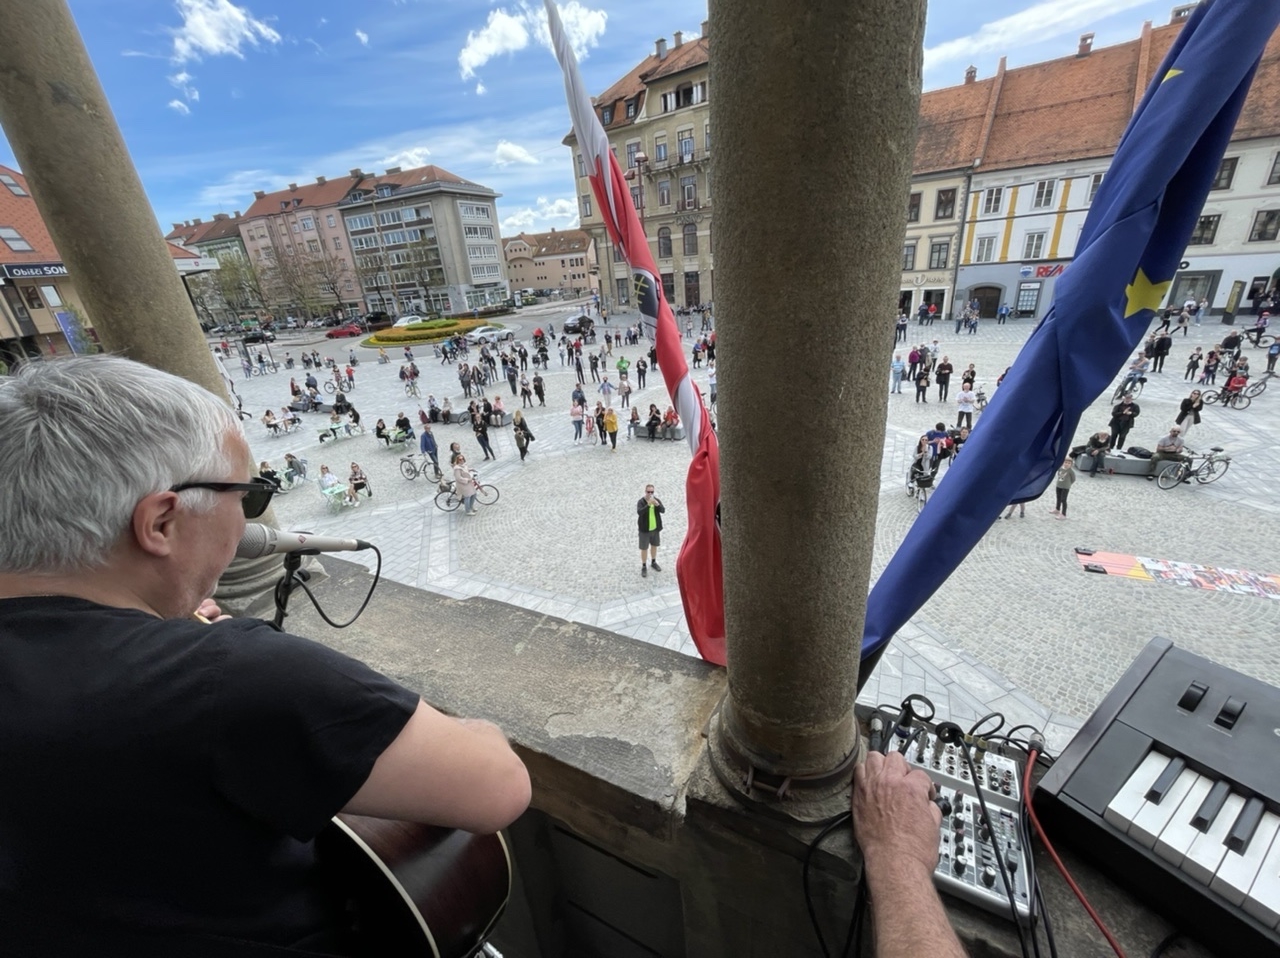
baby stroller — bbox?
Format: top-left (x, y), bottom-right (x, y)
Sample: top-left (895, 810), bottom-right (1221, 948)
top-left (905, 455), bottom-right (937, 513)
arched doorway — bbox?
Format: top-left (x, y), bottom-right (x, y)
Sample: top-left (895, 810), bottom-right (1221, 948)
top-left (969, 285), bottom-right (1003, 319)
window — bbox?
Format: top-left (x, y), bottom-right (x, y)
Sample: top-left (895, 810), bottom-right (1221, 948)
top-left (1032, 180), bottom-right (1056, 209)
top-left (678, 132), bottom-right (695, 159)
top-left (1249, 209), bottom-right (1280, 242)
top-left (1269, 155), bottom-right (1280, 186)
top-left (300, 217), bottom-right (315, 230)
top-left (0, 173), bottom-right (27, 196)
top-left (681, 175), bottom-right (697, 208)
top-left (654, 139), bottom-right (667, 162)
top-left (974, 236), bottom-right (996, 263)
top-left (1087, 173), bottom-right (1104, 203)
top-left (307, 239), bottom-right (320, 252)
top-left (630, 186), bottom-right (641, 209)
top-left (21, 286), bottom-right (43, 310)
top-left (982, 187), bottom-right (1003, 215)
top-left (661, 82), bottom-right (707, 112)
top-left (467, 244), bottom-right (499, 259)
top-left (928, 241), bottom-right (949, 270)
top-left (662, 273), bottom-right (675, 302)
top-left (464, 225), bottom-right (495, 239)
top-left (902, 244), bottom-right (916, 271)
top-left (280, 201), bottom-right (289, 211)
top-left (658, 227), bottom-right (672, 258)
top-left (378, 210), bottom-right (402, 226)
top-left (625, 99), bottom-right (637, 119)
top-left (576, 153), bottom-right (586, 177)
top-left (935, 189), bottom-right (956, 220)
top-left (291, 223), bottom-right (300, 233)
top-left (627, 142), bottom-right (639, 168)
top-left (471, 264), bottom-right (502, 279)
top-left (705, 124), bottom-right (711, 152)
top-left (601, 106), bottom-right (613, 124)
top-left (459, 204), bottom-right (491, 220)
top-left (346, 214), bottom-right (374, 230)
top-left (1188, 215), bottom-right (1220, 246)
top-left (0, 227), bottom-right (33, 251)
top-left (1211, 157), bottom-right (1238, 191)
top-left (683, 223), bottom-right (698, 256)
top-left (581, 194), bottom-right (592, 218)
top-left (293, 198), bottom-right (302, 207)
top-left (333, 237), bottom-right (342, 250)
top-left (658, 180), bottom-right (671, 206)
top-left (39, 285), bottom-right (63, 308)
top-left (1023, 232), bottom-right (1046, 260)
top-left (326, 214), bottom-right (336, 228)
top-left (376, 185), bottom-right (393, 198)
top-left (409, 206), bottom-right (433, 223)
top-left (906, 192), bottom-right (921, 223)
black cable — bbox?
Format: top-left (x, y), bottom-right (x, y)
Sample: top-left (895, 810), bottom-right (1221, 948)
top-left (1148, 932), bottom-right (1181, 958)
top-left (949, 726), bottom-right (1032, 958)
top-left (1035, 880), bottom-right (1058, 958)
top-left (285, 546), bottom-right (383, 628)
top-left (968, 711), bottom-right (1006, 738)
top-left (803, 811), bottom-right (853, 958)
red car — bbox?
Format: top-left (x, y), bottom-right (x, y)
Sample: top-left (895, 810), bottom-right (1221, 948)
top-left (325, 323), bottom-right (363, 339)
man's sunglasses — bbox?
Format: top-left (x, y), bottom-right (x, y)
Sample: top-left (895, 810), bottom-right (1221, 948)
top-left (170, 477), bottom-right (276, 519)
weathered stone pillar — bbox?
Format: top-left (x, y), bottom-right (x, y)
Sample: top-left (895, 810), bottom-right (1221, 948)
top-left (0, 0), bottom-right (282, 609)
top-left (708, 0), bottom-right (924, 806)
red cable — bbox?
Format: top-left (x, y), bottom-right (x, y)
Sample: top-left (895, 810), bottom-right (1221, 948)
top-left (1023, 749), bottom-right (1128, 958)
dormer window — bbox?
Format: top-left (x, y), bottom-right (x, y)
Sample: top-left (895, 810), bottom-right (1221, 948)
top-left (350, 191), bottom-right (365, 202)
top-left (601, 106), bottom-right (613, 125)
top-left (377, 185), bottom-right (393, 198)
top-left (625, 99), bottom-right (636, 119)
top-left (293, 198), bottom-right (302, 207)
top-left (279, 201), bottom-right (289, 210)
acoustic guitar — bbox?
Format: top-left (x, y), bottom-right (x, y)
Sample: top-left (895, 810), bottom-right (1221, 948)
top-left (316, 813), bottom-right (512, 958)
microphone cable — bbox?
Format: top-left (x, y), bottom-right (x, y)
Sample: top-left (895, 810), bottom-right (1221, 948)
top-left (273, 544), bottom-right (383, 629)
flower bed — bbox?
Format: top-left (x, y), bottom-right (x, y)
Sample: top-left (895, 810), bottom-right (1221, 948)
top-left (364, 318), bottom-right (488, 347)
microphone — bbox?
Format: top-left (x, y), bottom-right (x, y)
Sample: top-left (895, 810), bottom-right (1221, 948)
top-left (236, 524), bottom-right (372, 559)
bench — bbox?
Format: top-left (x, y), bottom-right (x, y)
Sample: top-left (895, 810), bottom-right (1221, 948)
top-left (638, 424), bottom-right (686, 442)
top-left (290, 400), bottom-right (331, 415)
top-left (1074, 452), bottom-right (1153, 476)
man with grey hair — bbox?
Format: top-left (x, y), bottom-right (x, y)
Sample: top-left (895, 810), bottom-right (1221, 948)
top-left (0, 356), bottom-right (530, 954)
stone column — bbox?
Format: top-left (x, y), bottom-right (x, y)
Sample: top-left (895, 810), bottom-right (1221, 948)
top-left (708, 0), bottom-right (924, 798)
top-left (0, 0), bottom-right (283, 609)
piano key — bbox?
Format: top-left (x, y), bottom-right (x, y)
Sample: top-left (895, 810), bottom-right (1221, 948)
top-left (1191, 780), bottom-right (1231, 832)
top-left (1242, 820), bottom-right (1280, 930)
top-left (1227, 796), bottom-right (1266, 854)
top-left (1129, 768), bottom-right (1201, 849)
top-left (1182, 793), bottom-right (1245, 886)
top-left (1155, 776), bottom-right (1214, 867)
top-left (1211, 811), bottom-right (1280, 908)
top-left (1145, 756), bottom-right (1186, 804)
top-left (1104, 751), bottom-right (1170, 833)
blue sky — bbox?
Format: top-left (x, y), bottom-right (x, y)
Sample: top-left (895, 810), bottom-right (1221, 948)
top-left (0, 0), bottom-right (1184, 237)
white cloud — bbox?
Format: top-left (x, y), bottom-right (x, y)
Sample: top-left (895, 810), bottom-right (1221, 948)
top-left (168, 70), bottom-right (200, 102)
top-left (355, 29), bottom-right (369, 46)
top-left (500, 196), bottom-right (579, 234)
top-left (458, 2), bottom-right (607, 81)
top-left (306, 38), bottom-right (324, 55)
top-left (494, 140), bottom-right (539, 166)
top-left (382, 146), bottom-right (433, 168)
top-left (169, 0), bottom-right (282, 63)
top-left (476, 82), bottom-right (487, 95)
top-left (168, 99), bottom-right (192, 115)
top-left (925, 0), bottom-right (1152, 68)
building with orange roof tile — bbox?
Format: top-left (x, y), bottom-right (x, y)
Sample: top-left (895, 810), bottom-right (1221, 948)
top-left (566, 25), bottom-right (713, 311)
top-left (502, 229), bottom-right (596, 297)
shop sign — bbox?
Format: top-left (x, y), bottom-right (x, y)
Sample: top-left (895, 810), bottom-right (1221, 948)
top-left (2, 262), bottom-right (67, 279)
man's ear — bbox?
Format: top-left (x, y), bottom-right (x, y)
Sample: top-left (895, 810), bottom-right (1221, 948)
top-left (132, 491), bottom-right (180, 558)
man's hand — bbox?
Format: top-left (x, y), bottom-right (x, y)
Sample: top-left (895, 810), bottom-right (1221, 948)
top-left (194, 598), bottom-right (232, 623)
top-left (853, 750), bottom-right (941, 877)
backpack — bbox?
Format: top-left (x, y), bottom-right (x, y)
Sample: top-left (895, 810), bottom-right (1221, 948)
top-left (1127, 446), bottom-right (1152, 459)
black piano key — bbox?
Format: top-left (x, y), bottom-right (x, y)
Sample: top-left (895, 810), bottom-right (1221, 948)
top-left (1191, 780), bottom-right (1231, 833)
top-left (1145, 756), bottom-right (1186, 804)
top-left (1225, 796), bottom-right (1265, 853)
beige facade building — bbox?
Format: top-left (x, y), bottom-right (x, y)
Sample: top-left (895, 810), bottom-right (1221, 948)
top-left (567, 25), bottom-right (713, 310)
top-left (502, 229), bottom-right (595, 297)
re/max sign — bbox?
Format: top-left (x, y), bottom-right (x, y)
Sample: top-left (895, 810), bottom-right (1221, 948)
top-left (2, 263), bottom-right (67, 279)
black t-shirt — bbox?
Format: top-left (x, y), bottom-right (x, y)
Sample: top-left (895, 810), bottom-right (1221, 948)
top-left (0, 596), bottom-right (417, 951)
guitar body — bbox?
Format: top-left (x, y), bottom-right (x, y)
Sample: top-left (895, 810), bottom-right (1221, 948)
top-left (317, 814), bottom-right (511, 958)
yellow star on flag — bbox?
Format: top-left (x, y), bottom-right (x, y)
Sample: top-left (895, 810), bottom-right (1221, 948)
top-left (1124, 267), bottom-right (1172, 318)
top-left (1163, 68), bottom-right (1183, 83)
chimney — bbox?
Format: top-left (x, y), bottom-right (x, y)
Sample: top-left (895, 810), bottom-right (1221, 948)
top-left (193, 217), bottom-right (202, 225)
top-left (1170, 4), bottom-right (1196, 22)
top-left (253, 190), bottom-right (265, 199)
top-left (288, 183), bottom-right (298, 191)
top-left (315, 175), bottom-right (326, 184)
top-left (234, 210), bottom-right (241, 218)
top-left (385, 166), bottom-right (402, 175)
top-left (213, 213), bottom-right (228, 220)
top-left (350, 168), bottom-right (364, 178)
top-left (1078, 32), bottom-right (1094, 57)
top-left (701, 20), bottom-right (708, 37)
top-left (655, 37), bottom-right (667, 59)
top-left (964, 65), bottom-right (977, 84)
top-left (172, 223), bottom-right (183, 231)
top-left (673, 30), bottom-right (684, 48)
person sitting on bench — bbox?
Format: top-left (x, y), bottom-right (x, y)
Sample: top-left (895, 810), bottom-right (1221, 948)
top-left (1084, 430), bottom-right (1111, 476)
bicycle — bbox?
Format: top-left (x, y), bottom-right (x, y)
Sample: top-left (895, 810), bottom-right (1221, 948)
top-left (1245, 329), bottom-right (1275, 349)
top-left (434, 475), bottom-right (499, 511)
top-left (1155, 446), bottom-right (1232, 489)
top-left (249, 363), bottom-right (280, 376)
top-left (1201, 388), bottom-right (1251, 410)
top-left (404, 380), bottom-right (421, 398)
top-left (1112, 375), bottom-right (1147, 402)
top-left (1242, 377), bottom-right (1268, 399)
top-left (399, 453), bottom-right (442, 482)
top-left (323, 378), bottom-right (355, 394)
top-left (974, 383), bottom-right (988, 412)
top-left (905, 460), bottom-right (935, 513)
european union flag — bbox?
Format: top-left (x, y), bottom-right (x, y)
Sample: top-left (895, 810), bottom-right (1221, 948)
top-left (860, 0), bottom-right (1280, 685)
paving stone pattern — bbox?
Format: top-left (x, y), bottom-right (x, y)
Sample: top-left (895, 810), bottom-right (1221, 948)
top-left (233, 304), bottom-right (1280, 752)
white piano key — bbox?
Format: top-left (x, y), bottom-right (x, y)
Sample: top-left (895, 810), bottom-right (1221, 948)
top-left (1129, 768), bottom-right (1201, 849)
top-left (1155, 776), bottom-right (1214, 867)
top-left (1243, 821), bottom-right (1280, 930)
top-left (1182, 793), bottom-right (1246, 886)
top-left (1104, 751), bottom-right (1170, 833)
top-left (1211, 811), bottom-right (1280, 908)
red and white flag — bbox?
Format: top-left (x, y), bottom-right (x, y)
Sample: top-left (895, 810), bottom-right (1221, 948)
top-left (544, 0), bottom-right (724, 664)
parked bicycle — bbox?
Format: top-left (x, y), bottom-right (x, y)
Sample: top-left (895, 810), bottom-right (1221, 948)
top-left (1155, 446), bottom-right (1231, 490)
top-left (323, 377), bottom-right (355, 394)
top-left (399, 453), bottom-right (442, 482)
top-left (434, 474), bottom-right (499, 512)
top-left (249, 363), bottom-right (280, 376)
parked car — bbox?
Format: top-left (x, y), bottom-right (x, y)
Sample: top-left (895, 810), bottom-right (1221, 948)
top-left (242, 329), bottom-right (276, 344)
top-left (325, 323), bottom-right (364, 339)
top-left (392, 314), bottom-right (429, 328)
top-left (464, 325), bottom-right (513, 345)
top-left (562, 314), bottom-right (595, 335)
top-left (364, 311), bottom-right (393, 330)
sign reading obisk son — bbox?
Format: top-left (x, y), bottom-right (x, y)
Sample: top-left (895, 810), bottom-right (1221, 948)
top-left (2, 262), bottom-right (68, 279)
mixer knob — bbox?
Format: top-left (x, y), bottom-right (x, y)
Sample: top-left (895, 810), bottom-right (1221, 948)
top-left (982, 866), bottom-right (997, 887)
top-left (953, 854), bottom-right (967, 876)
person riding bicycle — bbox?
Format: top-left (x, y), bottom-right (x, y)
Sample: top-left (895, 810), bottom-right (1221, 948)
top-left (1220, 371), bottom-right (1249, 401)
top-left (1121, 353), bottom-right (1149, 390)
top-left (908, 437), bottom-right (937, 492)
top-left (1246, 311), bottom-right (1270, 346)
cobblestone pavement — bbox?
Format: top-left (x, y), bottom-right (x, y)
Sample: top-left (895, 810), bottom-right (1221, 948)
top-left (232, 305), bottom-right (1280, 753)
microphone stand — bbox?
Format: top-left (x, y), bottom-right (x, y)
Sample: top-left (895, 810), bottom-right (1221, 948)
top-left (271, 551), bottom-right (316, 629)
